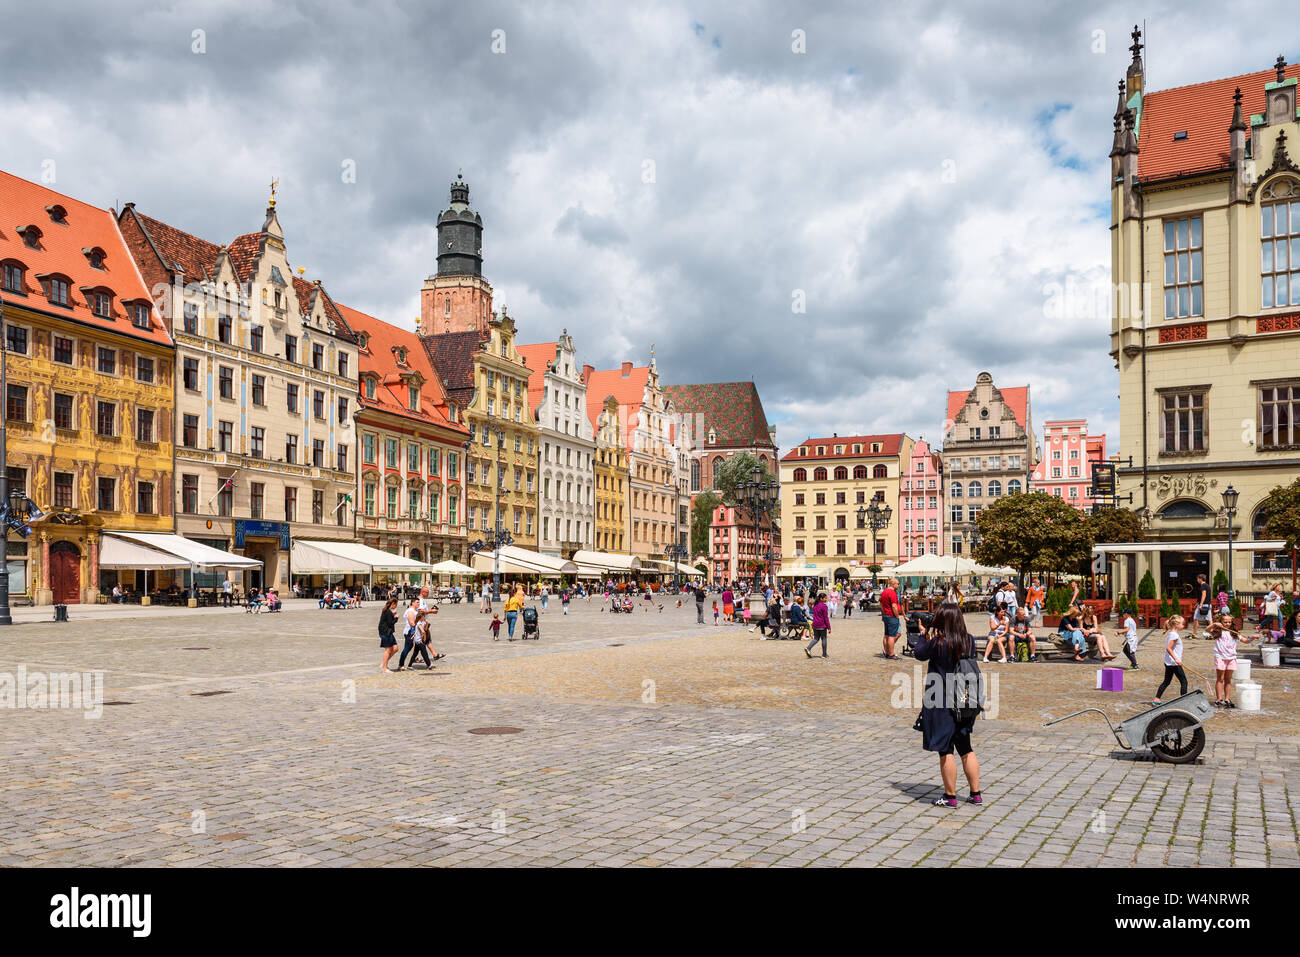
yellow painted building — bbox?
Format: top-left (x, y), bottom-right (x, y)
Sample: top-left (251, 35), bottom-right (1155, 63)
top-left (0, 171), bottom-right (174, 604)
top-left (1108, 40), bottom-right (1300, 596)
top-left (592, 395), bottom-right (629, 551)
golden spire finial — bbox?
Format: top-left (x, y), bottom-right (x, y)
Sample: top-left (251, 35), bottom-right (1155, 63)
top-left (269, 177), bottom-right (280, 207)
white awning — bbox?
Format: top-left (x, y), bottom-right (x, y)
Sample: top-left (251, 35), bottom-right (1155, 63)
top-left (572, 549), bottom-right (641, 572)
top-left (292, 539), bottom-right (435, 575)
top-left (108, 532), bottom-right (262, 570)
top-left (647, 559), bottom-right (704, 576)
top-left (429, 559), bottom-right (478, 575)
top-left (471, 546), bottom-right (578, 576)
top-left (1092, 540), bottom-right (1286, 554)
top-left (99, 536), bottom-right (190, 570)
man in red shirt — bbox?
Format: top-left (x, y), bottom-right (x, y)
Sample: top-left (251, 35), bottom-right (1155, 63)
top-left (880, 577), bottom-right (903, 659)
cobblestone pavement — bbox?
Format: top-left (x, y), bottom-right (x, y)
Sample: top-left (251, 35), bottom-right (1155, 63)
top-left (1, 599), bottom-right (1296, 866)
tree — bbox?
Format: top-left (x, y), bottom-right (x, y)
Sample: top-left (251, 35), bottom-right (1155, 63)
top-left (712, 452), bottom-right (776, 503)
top-left (1255, 478), bottom-right (1300, 588)
top-left (1088, 507), bottom-right (1145, 544)
top-left (974, 492), bottom-right (1094, 584)
top-left (691, 491), bottom-right (721, 559)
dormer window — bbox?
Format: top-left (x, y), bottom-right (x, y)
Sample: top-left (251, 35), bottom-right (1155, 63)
top-left (45, 205), bottom-right (67, 224)
top-left (92, 291), bottom-right (112, 319)
top-left (39, 274), bottom-right (71, 306)
top-left (16, 225), bottom-right (42, 249)
top-left (356, 332), bottom-right (369, 351)
top-left (132, 302), bottom-right (151, 329)
top-left (408, 385), bottom-right (419, 411)
top-left (363, 376), bottom-right (377, 400)
top-left (83, 247), bottom-right (107, 269)
top-left (707, 429), bottom-right (717, 444)
top-left (1, 261), bottom-right (24, 294)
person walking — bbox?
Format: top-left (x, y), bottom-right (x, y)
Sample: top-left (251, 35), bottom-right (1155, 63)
top-left (489, 613), bottom-right (503, 641)
top-left (721, 586), bottom-right (735, 623)
top-left (222, 577), bottom-right (234, 608)
top-left (396, 598), bottom-right (421, 671)
top-left (561, 589), bottom-right (571, 615)
top-left (480, 580), bottom-right (492, 614)
top-left (694, 584), bottom-right (706, 624)
top-left (379, 598), bottom-right (400, 673)
top-left (880, 578), bottom-right (903, 660)
top-left (540, 584), bottom-right (550, 614)
top-left (1191, 573), bottom-right (1211, 639)
top-left (1153, 615), bottom-right (1187, 705)
top-left (805, 591), bottom-right (832, 658)
top-left (1026, 579), bottom-right (1044, 625)
top-left (1115, 606), bottom-right (1140, 669)
top-left (405, 609), bottom-right (435, 669)
top-left (843, 587), bottom-right (854, 618)
top-left (914, 603), bottom-right (983, 808)
top-left (504, 586), bottom-right (525, 640)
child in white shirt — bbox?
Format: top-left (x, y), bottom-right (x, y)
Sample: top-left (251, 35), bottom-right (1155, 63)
top-left (1114, 611), bottom-right (1139, 669)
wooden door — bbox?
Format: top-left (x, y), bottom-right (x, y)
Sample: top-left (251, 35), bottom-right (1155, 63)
top-left (50, 542), bottom-right (81, 604)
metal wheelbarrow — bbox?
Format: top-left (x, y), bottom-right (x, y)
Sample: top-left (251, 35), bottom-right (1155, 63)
top-left (1044, 691), bottom-right (1212, 764)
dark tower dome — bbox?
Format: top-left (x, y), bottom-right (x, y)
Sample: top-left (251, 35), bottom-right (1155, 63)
top-left (436, 171), bottom-right (483, 278)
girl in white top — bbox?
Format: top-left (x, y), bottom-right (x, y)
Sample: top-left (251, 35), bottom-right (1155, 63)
top-left (1153, 615), bottom-right (1187, 705)
top-left (1211, 613), bottom-right (1252, 708)
top-left (984, 608), bottom-right (1010, 663)
top-left (1114, 612), bottom-right (1139, 669)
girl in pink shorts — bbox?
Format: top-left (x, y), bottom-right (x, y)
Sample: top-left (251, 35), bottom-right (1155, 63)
top-left (1211, 614), bottom-right (1252, 708)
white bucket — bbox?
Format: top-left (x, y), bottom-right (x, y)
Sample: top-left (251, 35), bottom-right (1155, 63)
top-left (1237, 682), bottom-right (1262, 712)
top-left (1261, 645), bottom-right (1282, 668)
top-left (1234, 658), bottom-right (1251, 682)
top-left (1095, 669), bottom-right (1104, 689)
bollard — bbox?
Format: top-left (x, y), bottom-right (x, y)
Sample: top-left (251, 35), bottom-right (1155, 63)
top-left (53, 604), bottom-right (69, 622)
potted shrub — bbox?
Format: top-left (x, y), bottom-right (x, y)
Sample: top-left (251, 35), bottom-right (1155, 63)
top-left (1041, 585), bottom-right (1070, 628)
top-left (1229, 596), bottom-right (1244, 631)
top-left (1136, 570), bottom-right (1161, 627)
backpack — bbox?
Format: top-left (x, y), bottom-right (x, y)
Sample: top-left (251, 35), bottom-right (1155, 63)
top-left (949, 656), bottom-right (985, 723)
top-left (987, 594), bottom-right (999, 615)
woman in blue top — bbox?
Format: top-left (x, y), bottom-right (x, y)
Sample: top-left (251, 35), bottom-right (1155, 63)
top-left (915, 603), bottom-right (983, 808)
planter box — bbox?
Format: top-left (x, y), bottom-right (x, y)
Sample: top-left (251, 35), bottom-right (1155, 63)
top-left (1042, 614), bottom-right (1062, 628)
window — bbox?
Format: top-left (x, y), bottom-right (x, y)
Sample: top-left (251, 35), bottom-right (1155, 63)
top-left (337, 396), bottom-right (348, 423)
top-left (2, 262), bottom-right (22, 293)
top-left (1163, 216), bottom-right (1203, 318)
top-left (794, 493), bottom-right (804, 506)
top-left (385, 438), bottom-right (398, 469)
top-left (407, 443), bottom-right (420, 472)
top-left (793, 468), bottom-right (807, 482)
top-left (250, 482), bottom-right (265, 519)
top-left (387, 486), bottom-right (398, 518)
top-left (1260, 382), bottom-right (1300, 448)
top-left (183, 357), bottom-right (199, 391)
top-left (1261, 180), bottom-right (1300, 308)
top-left (286, 384), bottom-right (299, 414)
top-left (97, 477), bottom-right (116, 511)
top-left (95, 401), bottom-right (115, 436)
top-left (363, 377), bottom-right (376, 400)
top-left (833, 466), bottom-right (848, 481)
top-left (338, 353), bottom-right (349, 377)
top-left (48, 277), bottom-right (70, 306)
top-left (815, 516), bottom-right (826, 530)
top-left (312, 490), bottom-right (324, 524)
top-left (53, 392), bottom-right (74, 430)
top-left (987, 480), bottom-right (1002, 497)
top-left (5, 324), bottom-right (28, 355)
top-left (363, 433), bottom-right (376, 464)
top-left (284, 486), bottom-right (297, 522)
top-left (815, 492), bottom-right (825, 506)
top-left (135, 355), bottom-right (155, 383)
top-left (92, 291), bottom-right (111, 318)
top-left (218, 420), bottom-right (233, 452)
top-left (286, 434), bottom-right (298, 464)
top-left (5, 384), bottom-right (27, 422)
top-left (409, 385), bottom-right (419, 411)
top-left (794, 516), bottom-right (805, 530)
top-left (97, 348), bottom-right (116, 374)
top-left (836, 515), bottom-right (846, 529)
top-left (429, 448), bottom-right (440, 476)
top-left (950, 482), bottom-right (963, 498)
top-left (836, 492), bottom-right (846, 505)
top-left (312, 344), bottom-right (324, 370)
top-left (447, 451), bottom-right (457, 478)
top-left (182, 414), bottom-right (198, 447)
top-left (182, 474), bottom-right (198, 513)
top-left (313, 390), bottom-right (325, 419)
top-left (872, 464), bottom-right (887, 478)
top-left (336, 493), bottom-right (348, 527)
top-left (136, 481), bottom-right (154, 515)
top-left (968, 480), bottom-right (981, 497)
top-left (312, 439), bottom-right (324, 467)
top-left (133, 303), bottom-right (150, 328)
top-left (970, 427), bottom-right (981, 440)
top-left (53, 335), bottom-right (73, 365)
top-left (408, 488), bottom-right (421, 518)
top-left (1161, 389), bottom-right (1207, 453)
top-left (337, 445), bottom-right (348, 472)
top-left (853, 465), bottom-right (868, 480)
top-left (250, 426), bottom-right (264, 458)
top-left (218, 366), bottom-right (233, 399)
top-left (285, 335), bottom-right (297, 363)
top-left (250, 325), bottom-right (264, 353)
top-left (813, 467), bottom-right (827, 481)
top-left (136, 408), bottom-right (154, 443)
top-left (1007, 479), bottom-right (1022, 494)
top-left (251, 374), bottom-right (265, 405)
top-left (364, 483), bottom-right (376, 516)
top-left (54, 472), bottom-right (73, 508)
top-left (183, 302), bottom-right (199, 334)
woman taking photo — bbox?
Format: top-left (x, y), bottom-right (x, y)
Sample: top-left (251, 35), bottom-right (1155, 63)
top-left (914, 603), bottom-right (983, 808)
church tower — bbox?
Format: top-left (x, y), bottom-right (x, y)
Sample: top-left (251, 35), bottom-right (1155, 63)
top-left (420, 172), bottom-right (494, 336)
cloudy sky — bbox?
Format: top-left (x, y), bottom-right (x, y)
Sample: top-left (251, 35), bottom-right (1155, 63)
top-left (2, 1), bottom-right (1284, 453)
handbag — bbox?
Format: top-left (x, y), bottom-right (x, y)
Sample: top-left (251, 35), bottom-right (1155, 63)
top-left (1265, 599), bottom-right (1281, 617)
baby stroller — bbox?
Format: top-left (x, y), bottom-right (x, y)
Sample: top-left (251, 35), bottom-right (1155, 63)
top-left (521, 605), bottom-right (540, 640)
top-left (902, 610), bottom-right (932, 657)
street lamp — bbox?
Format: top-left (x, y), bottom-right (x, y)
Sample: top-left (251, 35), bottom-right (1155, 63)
top-left (465, 428), bottom-right (513, 602)
top-left (858, 499), bottom-right (892, 586)
top-left (1222, 484), bottom-right (1239, 598)
top-left (663, 478), bottom-right (686, 591)
top-left (736, 465), bottom-right (778, 593)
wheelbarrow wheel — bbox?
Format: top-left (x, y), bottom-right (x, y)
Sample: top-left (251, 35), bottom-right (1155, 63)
top-left (1144, 712), bottom-right (1205, 764)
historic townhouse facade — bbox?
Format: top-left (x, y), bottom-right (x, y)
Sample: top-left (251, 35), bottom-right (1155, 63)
top-left (518, 331), bottom-right (596, 558)
top-left (340, 304), bottom-right (469, 565)
top-left (591, 396), bottom-right (629, 552)
top-left (119, 195), bottom-right (358, 591)
top-left (778, 433), bottom-right (913, 582)
top-left (942, 373), bottom-right (1036, 558)
top-left (419, 177), bottom-right (539, 549)
top-left (1, 172), bottom-right (175, 604)
top-left (1108, 38), bottom-right (1300, 595)
top-left (1029, 419), bottom-right (1106, 509)
top-left (901, 438), bottom-right (943, 560)
top-left (660, 381), bottom-right (777, 495)
top-left (709, 503), bottom-right (782, 585)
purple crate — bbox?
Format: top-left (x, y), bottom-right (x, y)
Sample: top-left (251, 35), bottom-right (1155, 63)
top-left (1101, 668), bottom-right (1124, 692)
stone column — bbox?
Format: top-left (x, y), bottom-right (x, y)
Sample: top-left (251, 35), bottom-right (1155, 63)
top-left (36, 532), bottom-right (53, 606)
top-left (86, 534), bottom-right (101, 604)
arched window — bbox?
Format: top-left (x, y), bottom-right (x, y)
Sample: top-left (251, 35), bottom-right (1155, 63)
top-left (793, 468), bottom-right (807, 482)
top-left (813, 467), bottom-right (828, 481)
top-left (690, 459), bottom-right (700, 491)
top-left (1261, 177), bottom-right (1300, 308)
top-left (711, 455), bottom-right (724, 484)
top-left (987, 480), bottom-right (1002, 498)
top-left (1007, 479), bottom-right (1022, 494)
top-left (1159, 499), bottom-right (1209, 519)
top-left (833, 466), bottom-right (848, 481)
top-left (1253, 504), bottom-right (1295, 572)
top-left (950, 482), bottom-right (963, 498)
top-left (968, 481), bottom-right (982, 498)
top-left (872, 464), bottom-right (887, 478)
top-left (853, 465), bottom-right (868, 480)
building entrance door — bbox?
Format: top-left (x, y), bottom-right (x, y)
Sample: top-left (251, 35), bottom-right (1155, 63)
top-left (1160, 551), bottom-right (1209, 600)
top-left (50, 541), bottom-right (81, 604)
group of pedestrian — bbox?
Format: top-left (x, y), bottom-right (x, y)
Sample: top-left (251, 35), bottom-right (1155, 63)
top-left (378, 594), bottom-right (446, 673)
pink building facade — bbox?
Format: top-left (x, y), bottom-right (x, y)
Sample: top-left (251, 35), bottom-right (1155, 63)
top-left (900, 439), bottom-right (943, 559)
top-left (1029, 419), bottom-right (1107, 509)
top-left (709, 504), bottom-right (781, 585)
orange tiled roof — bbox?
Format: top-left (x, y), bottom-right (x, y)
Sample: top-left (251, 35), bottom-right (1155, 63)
top-left (1137, 63), bottom-right (1300, 182)
top-left (336, 303), bottom-right (466, 435)
top-left (0, 170), bottom-right (172, 347)
top-left (946, 385), bottom-right (1028, 431)
top-left (120, 205), bottom-right (223, 285)
top-left (780, 434), bottom-right (904, 462)
top-left (225, 232), bottom-right (261, 282)
top-left (583, 364), bottom-right (650, 435)
top-left (515, 341), bottom-right (559, 416)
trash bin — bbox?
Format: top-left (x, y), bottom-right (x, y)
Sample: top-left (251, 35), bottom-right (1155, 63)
top-left (53, 604), bottom-right (69, 622)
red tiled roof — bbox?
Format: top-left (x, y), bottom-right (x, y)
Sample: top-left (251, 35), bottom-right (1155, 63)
top-left (1137, 63), bottom-right (1300, 182)
top-left (119, 205), bottom-right (223, 286)
top-left (661, 382), bottom-right (774, 450)
top-left (946, 385), bottom-right (1028, 431)
top-left (583, 364), bottom-right (650, 435)
top-left (225, 232), bottom-right (261, 282)
top-left (780, 434), bottom-right (904, 462)
top-left (422, 331), bottom-right (485, 407)
top-left (0, 170), bottom-right (172, 346)
top-left (515, 341), bottom-right (559, 416)
top-left (336, 303), bottom-right (465, 435)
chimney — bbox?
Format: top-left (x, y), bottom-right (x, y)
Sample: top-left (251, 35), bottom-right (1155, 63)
top-left (582, 363), bottom-right (594, 383)
top-left (621, 361), bottom-right (633, 377)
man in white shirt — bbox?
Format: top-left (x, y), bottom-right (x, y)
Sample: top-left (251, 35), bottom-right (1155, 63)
top-left (222, 578), bottom-right (233, 607)
top-left (996, 581), bottom-right (1018, 618)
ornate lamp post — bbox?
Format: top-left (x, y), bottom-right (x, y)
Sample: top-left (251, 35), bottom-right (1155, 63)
top-left (736, 465), bottom-right (779, 593)
top-left (857, 498), bottom-right (893, 586)
top-left (1222, 484), bottom-right (1239, 598)
top-left (663, 478), bottom-right (687, 591)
